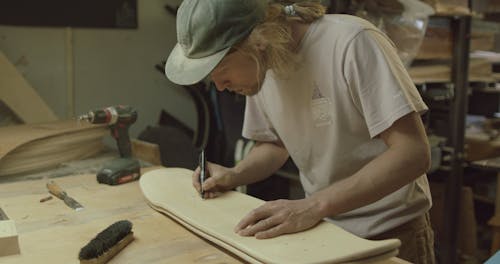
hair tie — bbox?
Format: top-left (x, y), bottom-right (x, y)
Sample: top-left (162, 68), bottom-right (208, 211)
top-left (284, 5), bottom-right (297, 16)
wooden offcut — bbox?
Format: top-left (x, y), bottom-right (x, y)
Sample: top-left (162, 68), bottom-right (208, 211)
top-left (0, 219), bottom-right (20, 257)
top-left (0, 50), bottom-right (58, 123)
top-left (0, 207), bottom-right (20, 257)
top-left (131, 139), bottom-right (162, 166)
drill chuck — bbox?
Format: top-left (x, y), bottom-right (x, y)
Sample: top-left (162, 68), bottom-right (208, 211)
top-left (78, 106), bottom-right (137, 125)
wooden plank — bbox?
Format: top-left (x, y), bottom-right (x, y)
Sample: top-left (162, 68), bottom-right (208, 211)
top-left (420, 0), bottom-right (470, 14)
top-left (0, 100), bottom-right (22, 127)
top-left (0, 169), bottom-right (243, 264)
top-left (409, 59), bottom-right (493, 84)
top-left (131, 139), bottom-right (162, 166)
top-left (416, 27), bottom-right (495, 59)
top-left (0, 50), bottom-right (58, 123)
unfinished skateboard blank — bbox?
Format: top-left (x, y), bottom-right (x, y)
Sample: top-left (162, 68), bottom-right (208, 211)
top-left (140, 168), bottom-right (401, 264)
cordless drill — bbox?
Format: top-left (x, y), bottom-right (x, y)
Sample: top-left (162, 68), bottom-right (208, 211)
top-left (79, 105), bottom-right (141, 185)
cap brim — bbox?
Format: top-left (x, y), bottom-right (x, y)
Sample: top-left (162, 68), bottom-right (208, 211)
top-left (165, 44), bottom-right (230, 85)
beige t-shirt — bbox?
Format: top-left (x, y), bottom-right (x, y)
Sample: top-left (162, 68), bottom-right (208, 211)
top-left (242, 14), bottom-right (432, 238)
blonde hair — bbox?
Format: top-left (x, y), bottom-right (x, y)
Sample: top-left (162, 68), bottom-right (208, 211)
top-left (235, 1), bottom-right (326, 81)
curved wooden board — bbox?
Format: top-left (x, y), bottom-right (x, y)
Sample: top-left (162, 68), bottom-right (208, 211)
top-left (0, 120), bottom-right (105, 161)
top-left (140, 168), bottom-right (401, 264)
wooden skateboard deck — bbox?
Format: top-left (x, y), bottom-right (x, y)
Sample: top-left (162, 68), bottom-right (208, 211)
top-left (140, 168), bottom-right (401, 264)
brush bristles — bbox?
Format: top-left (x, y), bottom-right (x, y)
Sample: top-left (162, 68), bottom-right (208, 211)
top-left (79, 220), bottom-right (133, 260)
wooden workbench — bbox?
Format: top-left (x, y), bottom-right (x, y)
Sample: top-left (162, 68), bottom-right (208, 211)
top-left (0, 169), bottom-right (243, 263)
top-left (0, 169), bottom-right (409, 264)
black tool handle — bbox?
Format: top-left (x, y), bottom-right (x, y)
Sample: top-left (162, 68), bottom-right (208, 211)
top-left (110, 106), bottom-right (137, 158)
top-left (111, 124), bottom-right (132, 158)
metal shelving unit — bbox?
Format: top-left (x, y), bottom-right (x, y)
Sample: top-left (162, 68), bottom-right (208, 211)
top-left (439, 14), bottom-right (471, 264)
top-left (412, 14), bottom-right (472, 263)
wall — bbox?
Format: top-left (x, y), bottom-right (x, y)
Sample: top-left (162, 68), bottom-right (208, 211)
top-left (0, 0), bottom-right (196, 138)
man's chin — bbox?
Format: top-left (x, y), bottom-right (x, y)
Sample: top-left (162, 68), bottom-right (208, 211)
top-left (247, 90), bottom-right (260, 96)
top-left (240, 86), bottom-right (261, 96)
top-left (237, 90), bottom-right (258, 96)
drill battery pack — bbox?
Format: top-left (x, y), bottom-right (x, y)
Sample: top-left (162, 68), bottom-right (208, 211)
top-left (97, 158), bottom-right (141, 185)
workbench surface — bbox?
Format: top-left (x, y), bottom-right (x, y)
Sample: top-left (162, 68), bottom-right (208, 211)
top-left (0, 169), bottom-right (409, 264)
top-left (0, 170), bottom-right (243, 263)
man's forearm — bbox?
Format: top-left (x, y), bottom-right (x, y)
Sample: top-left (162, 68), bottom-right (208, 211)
top-left (230, 141), bottom-right (290, 188)
top-left (312, 142), bottom-right (430, 218)
top-left (312, 112), bottom-right (431, 218)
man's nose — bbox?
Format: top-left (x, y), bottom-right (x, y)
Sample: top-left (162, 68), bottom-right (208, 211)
top-left (214, 83), bottom-right (226, 92)
top-left (211, 75), bottom-right (230, 91)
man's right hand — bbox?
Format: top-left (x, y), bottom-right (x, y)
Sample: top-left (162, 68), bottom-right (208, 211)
top-left (191, 141), bottom-right (289, 199)
top-left (192, 162), bottom-right (235, 199)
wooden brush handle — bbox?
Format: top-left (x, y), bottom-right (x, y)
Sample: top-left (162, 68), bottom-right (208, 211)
top-left (46, 181), bottom-right (66, 199)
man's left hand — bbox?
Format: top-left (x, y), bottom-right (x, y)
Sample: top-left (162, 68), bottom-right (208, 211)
top-left (234, 198), bottom-right (324, 239)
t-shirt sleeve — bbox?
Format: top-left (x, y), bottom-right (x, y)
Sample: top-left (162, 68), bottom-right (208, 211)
top-left (343, 29), bottom-right (428, 138)
top-left (242, 95), bottom-right (279, 142)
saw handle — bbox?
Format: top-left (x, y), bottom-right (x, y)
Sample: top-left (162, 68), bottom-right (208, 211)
top-left (46, 181), bottom-right (66, 199)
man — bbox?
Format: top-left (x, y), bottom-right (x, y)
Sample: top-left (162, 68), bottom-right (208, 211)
top-left (165, 0), bottom-right (435, 263)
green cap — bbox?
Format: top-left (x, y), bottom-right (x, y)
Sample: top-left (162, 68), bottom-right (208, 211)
top-left (165, 0), bottom-right (267, 85)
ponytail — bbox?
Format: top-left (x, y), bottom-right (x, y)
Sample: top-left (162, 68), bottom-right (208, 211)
top-left (235, 1), bottom-right (326, 81)
top-left (283, 1), bottom-right (326, 22)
